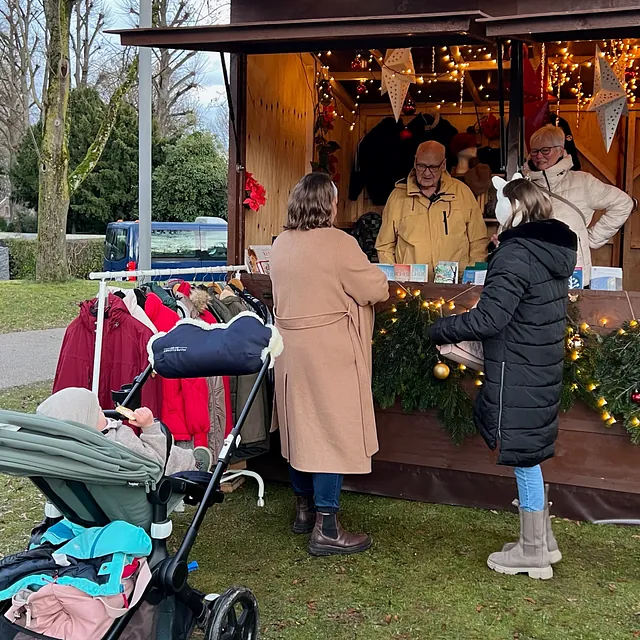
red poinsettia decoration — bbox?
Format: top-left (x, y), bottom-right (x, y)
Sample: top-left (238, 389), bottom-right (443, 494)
top-left (243, 172), bottom-right (267, 212)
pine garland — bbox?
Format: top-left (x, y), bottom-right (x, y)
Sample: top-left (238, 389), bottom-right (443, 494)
top-left (372, 291), bottom-right (640, 445)
top-left (372, 291), bottom-right (475, 445)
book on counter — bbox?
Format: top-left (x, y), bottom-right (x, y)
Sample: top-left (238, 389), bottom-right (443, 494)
top-left (410, 264), bottom-right (428, 283)
top-left (394, 264), bottom-right (411, 282)
top-left (246, 245), bottom-right (272, 275)
top-left (569, 267), bottom-right (583, 290)
top-left (590, 266), bottom-right (623, 291)
top-left (434, 261), bottom-right (459, 284)
top-left (462, 262), bottom-right (487, 285)
top-left (376, 264), bottom-right (396, 281)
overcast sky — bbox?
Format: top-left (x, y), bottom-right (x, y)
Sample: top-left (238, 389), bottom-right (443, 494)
top-left (103, 0), bottom-right (229, 108)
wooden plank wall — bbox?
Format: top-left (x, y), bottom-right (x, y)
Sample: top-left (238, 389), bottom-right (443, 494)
top-left (245, 53), bottom-right (315, 246)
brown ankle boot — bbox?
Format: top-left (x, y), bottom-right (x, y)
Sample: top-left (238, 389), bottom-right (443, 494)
top-left (308, 513), bottom-right (372, 556)
top-left (292, 497), bottom-right (315, 534)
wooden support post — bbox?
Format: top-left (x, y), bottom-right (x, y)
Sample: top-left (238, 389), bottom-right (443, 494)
top-left (506, 41), bottom-right (524, 178)
top-left (623, 112), bottom-right (637, 285)
top-left (227, 53), bottom-right (247, 265)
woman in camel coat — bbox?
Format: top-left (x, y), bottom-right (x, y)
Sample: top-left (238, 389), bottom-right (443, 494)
top-left (270, 172), bottom-right (389, 556)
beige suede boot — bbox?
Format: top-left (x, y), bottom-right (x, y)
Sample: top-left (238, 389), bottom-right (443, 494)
top-left (488, 509), bottom-right (553, 580)
top-left (502, 485), bottom-right (562, 564)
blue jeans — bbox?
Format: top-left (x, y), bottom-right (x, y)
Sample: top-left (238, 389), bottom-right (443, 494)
top-left (288, 465), bottom-right (343, 514)
top-left (514, 465), bottom-right (545, 512)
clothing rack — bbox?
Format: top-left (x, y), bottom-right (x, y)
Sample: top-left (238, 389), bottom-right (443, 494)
top-left (88, 265), bottom-right (267, 506)
top-left (88, 266), bottom-right (247, 395)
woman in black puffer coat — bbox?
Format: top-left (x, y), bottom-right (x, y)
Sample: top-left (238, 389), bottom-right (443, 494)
top-left (430, 178), bottom-right (577, 580)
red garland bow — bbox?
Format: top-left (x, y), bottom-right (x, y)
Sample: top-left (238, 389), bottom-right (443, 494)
top-left (243, 172), bottom-right (267, 212)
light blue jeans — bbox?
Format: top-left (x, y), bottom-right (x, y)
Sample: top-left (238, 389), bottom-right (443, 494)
top-left (514, 465), bottom-right (545, 512)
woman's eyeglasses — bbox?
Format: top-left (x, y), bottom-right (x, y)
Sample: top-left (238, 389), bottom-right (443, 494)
top-left (530, 145), bottom-right (562, 157)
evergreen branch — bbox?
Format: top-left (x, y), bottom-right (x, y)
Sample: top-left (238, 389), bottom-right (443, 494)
top-left (68, 55), bottom-right (138, 196)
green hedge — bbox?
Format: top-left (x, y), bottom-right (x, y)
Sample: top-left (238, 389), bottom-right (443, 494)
top-left (1, 238), bottom-right (104, 280)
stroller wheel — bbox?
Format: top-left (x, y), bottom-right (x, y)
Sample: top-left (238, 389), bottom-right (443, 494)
top-left (205, 586), bottom-right (259, 640)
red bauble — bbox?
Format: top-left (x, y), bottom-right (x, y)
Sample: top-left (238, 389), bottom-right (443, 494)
top-left (356, 82), bottom-right (368, 96)
top-left (631, 391), bottom-right (640, 404)
top-left (403, 97), bottom-right (416, 116)
top-left (399, 127), bottom-right (413, 140)
top-left (351, 56), bottom-right (367, 71)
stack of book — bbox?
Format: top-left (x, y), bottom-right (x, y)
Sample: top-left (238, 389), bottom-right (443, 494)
top-left (377, 264), bottom-right (429, 282)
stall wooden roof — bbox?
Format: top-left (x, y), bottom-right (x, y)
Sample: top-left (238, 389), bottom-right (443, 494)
top-left (479, 6), bottom-right (640, 41)
top-left (111, 12), bottom-right (490, 54)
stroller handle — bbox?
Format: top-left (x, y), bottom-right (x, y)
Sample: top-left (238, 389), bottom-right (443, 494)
top-left (172, 355), bottom-right (272, 563)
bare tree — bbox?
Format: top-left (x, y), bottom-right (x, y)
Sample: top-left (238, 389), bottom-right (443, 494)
top-left (36, 0), bottom-right (138, 282)
top-left (205, 95), bottom-right (229, 153)
top-left (0, 0), bottom-right (44, 167)
top-left (70, 0), bottom-right (106, 88)
top-left (124, 0), bottom-right (227, 138)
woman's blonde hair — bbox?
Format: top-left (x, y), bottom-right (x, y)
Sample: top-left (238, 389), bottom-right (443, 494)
top-left (530, 124), bottom-right (565, 150)
top-left (502, 178), bottom-right (553, 228)
top-left (284, 172), bottom-right (337, 231)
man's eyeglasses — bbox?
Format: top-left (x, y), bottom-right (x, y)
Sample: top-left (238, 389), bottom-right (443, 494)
top-left (530, 146), bottom-right (562, 157)
top-left (415, 160), bottom-right (444, 174)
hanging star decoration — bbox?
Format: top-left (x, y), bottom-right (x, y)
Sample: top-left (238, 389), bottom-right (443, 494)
top-left (381, 48), bottom-right (415, 122)
top-left (587, 45), bottom-right (628, 152)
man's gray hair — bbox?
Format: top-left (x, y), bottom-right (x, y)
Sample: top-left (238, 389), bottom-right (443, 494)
top-left (530, 125), bottom-right (565, 150)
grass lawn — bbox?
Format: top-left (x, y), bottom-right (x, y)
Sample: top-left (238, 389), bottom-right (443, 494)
top-left (0, 280), bottom-right (102, 333)
top-left (0, 280), bottom-right (136, 334)
top-left (1, 383), bottom-right (639, 639)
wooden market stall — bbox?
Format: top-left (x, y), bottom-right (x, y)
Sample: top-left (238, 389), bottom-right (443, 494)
top-left (115, 1), bottom-right (640, 521)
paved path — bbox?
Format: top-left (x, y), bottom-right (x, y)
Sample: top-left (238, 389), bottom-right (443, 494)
top-left (0, 328), bottom-right (65, 390)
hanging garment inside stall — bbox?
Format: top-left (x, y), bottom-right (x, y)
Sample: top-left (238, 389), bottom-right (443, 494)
top-left (349, 112), bottom-right (459, 206)
top-left (143, 293), bottom-right (211, 448)
top-left (53, 294), bottom-right (162, 415)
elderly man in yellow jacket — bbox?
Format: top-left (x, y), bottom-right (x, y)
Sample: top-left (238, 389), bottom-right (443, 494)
top-left (376, 140), bottom-right (488, 277)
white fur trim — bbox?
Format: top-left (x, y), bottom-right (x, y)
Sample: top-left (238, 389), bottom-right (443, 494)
top-left (146, 310), bottom-right (284, 370)
top-left (263, 326), bottom-right (284, 368)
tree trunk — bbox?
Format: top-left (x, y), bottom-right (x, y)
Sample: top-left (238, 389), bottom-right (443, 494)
top-left (36, 0), bottom-right (73, 282)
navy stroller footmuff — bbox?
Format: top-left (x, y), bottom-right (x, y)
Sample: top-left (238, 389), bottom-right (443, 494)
top-left (148, 312), bottom-right (283, 378)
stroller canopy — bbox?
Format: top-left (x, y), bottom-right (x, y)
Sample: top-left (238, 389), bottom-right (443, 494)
top-left (0, 411), bottom-right (164, 529)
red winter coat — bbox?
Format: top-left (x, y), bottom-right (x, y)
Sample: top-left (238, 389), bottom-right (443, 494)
top-left (174, 283), bottom-right (234, 437)
top-left (53, 294), bottom-right (162, 415)
top-left (145, 294), bottom-right (211, 446)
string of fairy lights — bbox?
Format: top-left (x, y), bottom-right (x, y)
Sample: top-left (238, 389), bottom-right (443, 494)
top-left (314, 39), bottom-right (640, 122)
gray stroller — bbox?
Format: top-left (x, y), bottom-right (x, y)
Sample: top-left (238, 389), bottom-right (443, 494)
top-left (0, 312), bottom-right (283, 640)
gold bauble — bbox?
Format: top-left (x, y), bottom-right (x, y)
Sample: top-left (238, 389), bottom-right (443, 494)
top-left (433, 362), bottom-right (450, 380)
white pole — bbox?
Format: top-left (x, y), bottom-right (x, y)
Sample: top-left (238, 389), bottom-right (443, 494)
top-left (92, 279), bottom-right (108, 395)
top-left (89, 265), bottom-right (247, 281)
top-left (138, 0), bottom-right (152, 274)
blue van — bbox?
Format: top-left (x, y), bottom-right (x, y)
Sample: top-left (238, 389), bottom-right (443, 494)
top-left (103, 219), bottom-right (228, 280)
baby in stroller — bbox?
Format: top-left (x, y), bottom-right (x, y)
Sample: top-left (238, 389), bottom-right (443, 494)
top-left (37, 388), bottom-right (213, 475)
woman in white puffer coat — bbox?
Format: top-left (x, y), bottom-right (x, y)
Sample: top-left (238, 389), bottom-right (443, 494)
top-left (523, 125), bottom-right (634, 286)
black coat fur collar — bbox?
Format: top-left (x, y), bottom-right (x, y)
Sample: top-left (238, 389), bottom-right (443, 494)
top-left (499, 219), bottom-right (577, 251)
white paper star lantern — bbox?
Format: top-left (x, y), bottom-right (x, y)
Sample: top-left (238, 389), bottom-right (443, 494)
top-left (587, 45), bottom-right (628, 152)
top-left (381, 48), bottom-right (415, 122)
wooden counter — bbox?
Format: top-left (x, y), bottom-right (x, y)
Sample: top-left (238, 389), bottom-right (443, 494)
top-left (243, 274), bottom-right (640, 521)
